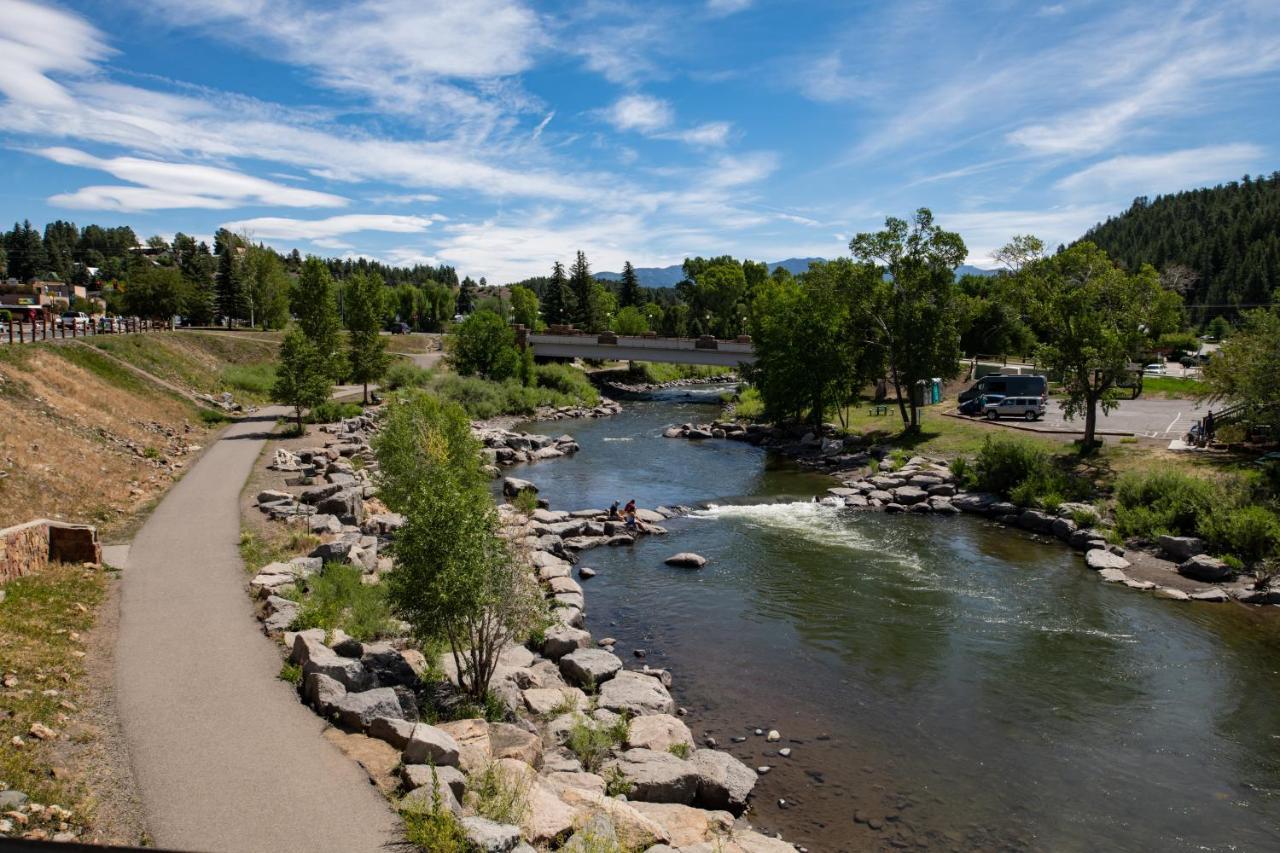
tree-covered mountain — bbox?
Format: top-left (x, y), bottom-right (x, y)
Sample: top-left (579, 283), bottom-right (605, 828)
top-left (596, 257), bottom-right (827, 287)
top-left (1081, 173), bottom-right (1280, 320)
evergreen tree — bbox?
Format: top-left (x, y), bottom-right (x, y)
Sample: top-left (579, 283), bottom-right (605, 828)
top-left (5, 220), bottom-right (49, 281)
top-left (215, 234), bottom-right (245, 323)
top-left (273, 328), bottom-right (332, 432)
top-left (345, 271), bottom-right (391, 404)
top-left (294, 257), bottom-right (346, 382)
top-left (542, 261), bottom-right (574, 326)
top-left (455, 276), bottom-right (477, 316)
top-left (569, 250), bottom-right (599, 330)
top-left (619, 260), bottom-right (641, 308)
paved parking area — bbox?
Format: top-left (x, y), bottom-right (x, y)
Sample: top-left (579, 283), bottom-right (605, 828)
top-left (958, 396), bottom-right (1208, 438)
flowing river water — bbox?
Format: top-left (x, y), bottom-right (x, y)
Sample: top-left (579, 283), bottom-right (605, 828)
top-left (511, 386), bottom-right (1280, 852)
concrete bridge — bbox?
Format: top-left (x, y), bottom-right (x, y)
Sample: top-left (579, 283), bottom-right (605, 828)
top-left (523, 329), bottom-right (756, 368)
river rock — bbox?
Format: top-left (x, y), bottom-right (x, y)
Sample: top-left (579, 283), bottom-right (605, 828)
top-left (303, 671), bottom-right (346, 715)
top-left (459, 816), bottom-right (522, 853)
top-left (1159, 535), bottom-right (1207, 562)
top-left (1190, 588), bottom-right (1230, 602)
top-left (1178, 554), bottom-right (1231, 582)
top-left (665, 552), bottom-right (707, 568)
top-left (690, 748), bottom-right (757, 814)
top-left (1098, 568), bottom-right (1128, 583)
top-left (402, 776), bottom-right (463, 817)
top-left (542, 624), bottom-right (592, 660)
top-left (368, 716), bottom-right (416, 749)
top-left (630, 803), bottom-right (735, 848)
top-left (333, 687), bottom-right (405, 730)
top-left (607, 748), bottom-right (700, 804)
top-left (490, 722), bottom-right (543, 768)
top-left (1085, 549), bottom-right (1130, 571)
top-left (402, 723), bottom-right (461, 766)
top-left (559, 648), bottom-right (623, 687)
top-left (952, 492), bottom-right (999, 513)
top-left (626, 714), bottom-right (695, 752)
top-left (1156, 587), bottom-right (1192, 601)
top-left (293, 633), bottom-right (372, 691)
top-left (598, 670), bottom-right (676, 716)
top-left (523, 686), bottom-right (588, 716)
top-left (893, 485), bottom-right (928, 505)
top-left (402, 764), bottom-right (467, 799)
top-left (555, 787), bottom-right (672, 850)
top-left (437, 718), bottom-right (491, 773)
top-left (503, 477), bottom-right (538, 497)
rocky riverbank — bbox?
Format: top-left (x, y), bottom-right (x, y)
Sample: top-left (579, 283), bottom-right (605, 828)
top-left (599, 375), bottom-right (736, 396)
top-left (665, 420), bottom-right (1278, 608)
top-left (243, 410), bottom-right (799, 852)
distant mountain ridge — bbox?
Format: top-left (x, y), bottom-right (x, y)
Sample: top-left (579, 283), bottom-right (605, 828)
top-left (596, 258), bottom-right (995, 286)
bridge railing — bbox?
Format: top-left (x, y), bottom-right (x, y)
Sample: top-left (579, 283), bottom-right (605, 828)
top-left (526, 331), bottom-right (754, 354)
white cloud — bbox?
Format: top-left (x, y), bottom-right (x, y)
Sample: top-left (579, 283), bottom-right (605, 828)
top-left (1054, 144), bottom-right (1265, 196)
top-left (796, 53), bottom-right (864, 103)
top-left (938, 206), bottom-right (1114, 265)
top-left (605, 95), bottom-right (674, 133)
top-left (218, 214), bottom-right (435, 240)
top-left (37, 146), bottom-right (347, 211)
top-left (707, 0), bottom-right (753, 15)
top-left (0, 0), bottom-right (110, 109)
top-left (531, 111), bottom-right (555, 140)
top-left (371, 192), bottom-right (442, 204)
top-left (664, 122), bottom-right (732, 147)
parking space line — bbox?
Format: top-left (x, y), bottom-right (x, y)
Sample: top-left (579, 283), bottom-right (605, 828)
top-left (1164, 412), bottom-right (1182, 435)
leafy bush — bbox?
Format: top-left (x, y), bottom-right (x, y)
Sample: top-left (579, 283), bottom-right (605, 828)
top-left (948, 456), bottom-right (975, 489)
top-left (604, 765), bottom-right (634, 798)
top-left (733, 386), bottom-right (764, 420)
top-left (1202, 504), bottom-right (1280, 566)
top-left (467, 762), bottom-right (529, 825)
top-left (402, 776), bottom-right (470, 853)
top-left (198, 407), bottom-right (232, 425)
top-left (382, 360), bottom-right (431, 390)
top-left (448, 309), bottom-right (519, 380)
top-left (429, 373), bottom-right (594, 420)
top-left (972, 436), bottom-right (1084, 508)
top-left (308, 400), bottom-right (363, 423)
top-left (565, 713), bottom-right (628, 773)
top-left (1071, 507), bottom-right (1100, 528)
top-left (513, 489), bottom-right (539, 515)
top-left (293, 562), bottom-right (393, 641)
top-left (667, 742), bottom-right (691, 759)
top-left (535, 363), bottom-right (600, 405)
top-left (1113, 468), bottom-right (1219, 539)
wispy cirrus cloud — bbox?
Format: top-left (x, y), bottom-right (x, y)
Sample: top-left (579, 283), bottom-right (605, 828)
top-left (1054, 144), bottom-right (1266, 196)
top-left (219, 214), bottom-right (435, 241)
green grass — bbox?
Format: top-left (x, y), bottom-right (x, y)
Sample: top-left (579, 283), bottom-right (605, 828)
top-left (629, 362), bottom-right (730, 384)
top-left (222, 363), bottom-right (277, 396)
top-left (466, 762), bottom-right (530, 825)
top-left (1139, 375), bottom-right (1203, 399)
top-left (401, 789), bottom-right (473, 853)
top-left (0, 562), bottom-right (106, 838)
top-left (56, 343), bottom-right (185, 401)
top-left (427, 371), bottom-right (597, 419)
top-left (565, 712), bottom-right (629, 773)
top-left (238, 526), bottom-right (320, 573)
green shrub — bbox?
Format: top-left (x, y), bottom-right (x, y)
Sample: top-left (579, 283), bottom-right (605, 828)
top-left (972, 436), bottom-right (1051, 498)
top-left (402, 775), bottom-right (471, 853)
top-left (198, 407), bottom-right (232, 425)
top-left (1113, 468), bottom-right (1219, 539)
top-left (308, 401), bottom-right (363, 423)
top-left (948, 456), bottom-right (976, 490)
top-left (1202, 504), bottom-right (1280, 566)
top-left (667, 742), bottom-right (691, 759)
top-left (604, 765), bottom-right (634, 798)
top-left (1071, 507), bottom-right (1100, 528)
top-left (383, 360), bottom-right (432, 390)
top-left (293, 562), bottom-right (393, 641)
top-left (513, 489), bottom-right (539, 515)
top-left (535, 363), bottom-right (599, 405)
top-left (429, 373), bottom-right (594, 420)
top-left (565, 713), bottom-right (628, 773)
top-left (278, 662), bottom-right (303, 684)
top-left (733, 386), bottom-right (764, 420)
top-left (467, 762), bottom-right (529, 825)
top-left (0, 310), bottom-right (11, 324)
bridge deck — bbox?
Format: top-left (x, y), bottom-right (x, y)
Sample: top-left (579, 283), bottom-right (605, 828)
top-left (527, 332), bottom-right (755, 367)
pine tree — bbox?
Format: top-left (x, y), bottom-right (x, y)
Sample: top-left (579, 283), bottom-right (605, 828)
top-left (294, 257), bottom-right (346, 382)
top-left (215, 242), bottom-right (244, 323)
top-left (345, 271), bottom-right (390, 403)
top-left (619, 260), bottom-right (641, 308)
top-left (542, 261), bottom-right (574, 326)
top-left (569, 251), bottom-right (599, 331)
top-left (6, 220), bottom-right (49, 282)
top-left (455, 276), bottom-right (477, 316)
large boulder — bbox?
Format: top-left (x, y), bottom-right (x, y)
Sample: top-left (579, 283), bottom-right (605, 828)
top-left (437, 718), bottom-right (492, 773)
top-left (1085, 549), bottom-right (1130, 571)
top-left (690, 749), bottom-right (757, 815)
top-left (542, 625), bottom-right (592, 661)
top-left (559, 648), bottom-right (623, 687)
top-left (892, 485), bottom-right (928, 506)
top-left (664, 553), bottom-right (707, 569)
top-left (555, 787), bottom-right (671, 850)
top-left (1178, 554), bottom-right (1232, 582)
top-left (607, 748), bottom-right (700, 804)
top-left (1017, 509), bottom-right (1057, 534)
top-left (402, 723), bottom-right (461, 767)
top-left (460, 816), bottom-right (522, 853)
top-left (402, 764), bottom-right (466, 800)
top-left (598, 670), bottom-right (675, 716)
top-left (489, 722), bottom-right (543, 768)
top-left (332, 687), bottom-right (405, 731)
top-left (523, 686), bottom-right (588, 716)
top-left (629, 802), bottom-right (735, 848)
top-left (292, 633), bottom-right (372, 691)
top-left (402, 776), bottom-right (462, 816)
top-left (626, 714), bottom-right (694, 752)
top-left (368, 716), bottom-right (416, 749)
top-left (303, 671), bottom-right (346, 716)
top-left (503, 477), bottom-right (538, 498)
top-left (493, 759), bottom-right (576, 846)
top-left (1160, 535), bottom-right (1207, 562)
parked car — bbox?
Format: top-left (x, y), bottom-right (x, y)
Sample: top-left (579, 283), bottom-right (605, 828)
top-left (60, 311), bottom-right (90, 329)
top-left (984, 396), bottom-right (1046, 421)
top-left (959, 393), bottom-right (1005, 415)
top-left (1143, 363), bottom-right (1167, 375)
top-left (959, 373), bottom-right (1048, 405)
top-left (390, 322), bottom-right (411, 334)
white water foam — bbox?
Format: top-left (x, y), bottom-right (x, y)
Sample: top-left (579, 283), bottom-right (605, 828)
top-left (690, 500), bottom-right (916, 565)
top-left (602, 437), bottom-right (634, 442)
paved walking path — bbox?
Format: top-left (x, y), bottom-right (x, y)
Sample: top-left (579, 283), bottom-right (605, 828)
top-left (115, 409), bottom-right (399, 853)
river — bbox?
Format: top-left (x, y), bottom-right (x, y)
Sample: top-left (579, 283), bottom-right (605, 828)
top-left (511, 386), bottom-right (1280, 852)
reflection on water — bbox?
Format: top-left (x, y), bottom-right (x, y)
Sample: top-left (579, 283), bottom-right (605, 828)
top-left (509, 390), bottom-right (1280, 852)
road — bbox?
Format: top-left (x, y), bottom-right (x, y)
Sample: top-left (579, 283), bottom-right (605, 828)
top-left (958, 396), bottom-right (1208, 438)
top-left (114, 409), bottom-right (399, 853)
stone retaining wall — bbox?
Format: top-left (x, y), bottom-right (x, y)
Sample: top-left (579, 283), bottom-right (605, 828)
top-left (0, 519), bottom-right (101, 583)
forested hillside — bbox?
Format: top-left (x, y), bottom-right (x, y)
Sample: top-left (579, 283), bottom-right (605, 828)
top-left (1082, 173), bottom-right (1280, 320)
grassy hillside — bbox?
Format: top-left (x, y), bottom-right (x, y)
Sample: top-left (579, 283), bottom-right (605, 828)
top-left (0, 334), bottom-right (271, 534)
top-left (89, 331), bottom-right (280, 404)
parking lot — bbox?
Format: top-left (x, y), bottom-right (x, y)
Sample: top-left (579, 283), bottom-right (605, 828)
top-left (956, 395), bottom-right (1209, 439)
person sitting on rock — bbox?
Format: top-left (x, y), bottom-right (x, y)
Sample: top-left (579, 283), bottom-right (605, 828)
top-left (624, 499), bottom-right (637, 531)
top-left (608, 500), bottom-right (621, 520)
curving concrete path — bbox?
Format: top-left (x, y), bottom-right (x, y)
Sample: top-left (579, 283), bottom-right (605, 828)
top-left (115, 409), bottom-right (399, 853)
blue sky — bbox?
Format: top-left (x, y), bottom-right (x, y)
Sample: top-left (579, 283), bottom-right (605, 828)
top-left (1, 0), bottom-right (1277, 282)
